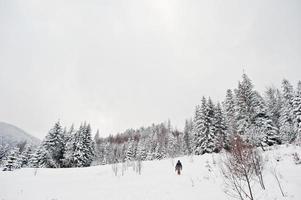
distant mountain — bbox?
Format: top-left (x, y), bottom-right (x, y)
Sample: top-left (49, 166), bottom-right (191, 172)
top-left (0, 122), bottom-right (40, 146)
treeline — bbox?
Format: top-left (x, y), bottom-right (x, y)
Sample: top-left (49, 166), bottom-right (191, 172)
top-left (1, 73), bottom-right (301, 170)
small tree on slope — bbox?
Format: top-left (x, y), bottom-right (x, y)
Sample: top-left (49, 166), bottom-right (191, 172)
top-left (221, 135), bottom-right (256, 200)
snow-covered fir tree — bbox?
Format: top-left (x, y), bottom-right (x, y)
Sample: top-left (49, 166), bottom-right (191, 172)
top-left (73, 123), bottom-right (95, 167)
top-left (19, 146), bottom-right (33, 168)
top-left (293, 81), bottom-right (301, 143)
top-left (253, 91), bottom-right (280, 146)
top-left (29, 145), bottom-right (55, 168)
top-left (279, 79), bottom-right (295, 143)
top-left (183, 119), bottom-right (193, 155)
top-left (125, 138), bottom-right (136, 161)
top-left (193, 98), bottom-right (205, 155)
top-left (223, 89), bottom-right (237, 136)
top-left (265, 87), bottom-right (283, 129)
top-left (193, 97), bottom-right (219, 154)
top-left (235, 73), bottom-right (256, 135)
top-left (3, 147), bottom-right (21, 171)
top-left (136, 139), bottom-right (147, 160)
top-left (62, 126), bottom-right (76, 167)
top-left (43, 121), bottom-right (65, 167)
top-left (214, 103), bottom-right (227, 150)
top-left (0, 143), bottom-right (10, 166)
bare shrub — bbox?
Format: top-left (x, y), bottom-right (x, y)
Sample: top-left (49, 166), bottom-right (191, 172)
top-left (293, 152), bottom-right (301, 165)
top-left (112, 162), bottom-right (119, 176)
top-left (251, 149), bottom-right (265, 189)
top-left (271, 167), bottom-right (285, 197)
top-left (220, 135), bottom-right (256, 200)
top-left (136, 159), bottom-right (142, 175)
top-left (122, 162), bottom-right (127, 176)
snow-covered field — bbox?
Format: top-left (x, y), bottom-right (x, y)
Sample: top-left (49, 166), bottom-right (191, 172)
top-left (1, 145), bottom-right (301, 200)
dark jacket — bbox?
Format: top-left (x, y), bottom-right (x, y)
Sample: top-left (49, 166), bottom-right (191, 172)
top-left (175, 161), bottom-right (182, 171)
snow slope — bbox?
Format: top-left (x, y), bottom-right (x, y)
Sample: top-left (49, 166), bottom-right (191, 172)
top-left (1, 145), bottom-right (300, 200)
top-left (0, 122), bottom-right (40, 146)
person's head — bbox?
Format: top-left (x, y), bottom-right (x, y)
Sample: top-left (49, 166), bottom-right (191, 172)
top-left (178, 160), bottom-right (180, 163)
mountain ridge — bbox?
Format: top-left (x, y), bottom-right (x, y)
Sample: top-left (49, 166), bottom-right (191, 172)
top-left (0, 121), bottom-right (40, 146)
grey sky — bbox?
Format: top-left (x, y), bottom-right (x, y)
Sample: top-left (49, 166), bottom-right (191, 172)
top-left (0, 0), bottom-right (300, 139)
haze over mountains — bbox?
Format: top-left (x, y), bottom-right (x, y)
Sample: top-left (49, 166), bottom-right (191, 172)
top-left (0, 122), bottom-right (40, 146)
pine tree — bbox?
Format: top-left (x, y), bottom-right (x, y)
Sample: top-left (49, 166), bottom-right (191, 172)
top-left (279, 79), bottom-right (295, 142)
top-left (247, 92), bottom-right (280, 146)
top-left (73, 123), bottom-right (95, 167)
top-left (82, 123), bottom-right (95, 165)
top-left (235, 73), bottom-right (256, 135)
top-left (265, 87), bottom-right (282, 129)
top-left (19, 146), bottom-right (33, 168)
top-left (293, 81), bottom-right (301, 143)
top-left (136, 139), bottom-right (147, 160)
top-left (214, 103), bottom-right (227, 150)
top-left (0, 143), bottom-right (10, 166)
top-left (193, 97), bottom-right (219, 154)
top-left (201, 98), bottom-right (219, 153)
top-left (167, 130), bottom-right (177, 158)
top-left (183, 119), bottom-right (193, 155)
top-left (29, 145), bottom-right (55, 168)
top-left (43, 121), bottom-right (64, 167)
top-left (62, 126), bottom-right (76, 167)
top-left (223, 89), bottom-right (237, 136)
top-left (125, 138), bottom-right (136, 161)
top-left (3, 147), bottom-right (21, 171)
top-left (193, 97), bottom-right (206, 155)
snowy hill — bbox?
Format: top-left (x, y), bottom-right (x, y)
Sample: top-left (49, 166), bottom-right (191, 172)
top-left (1, 145), bottom-right (301, 200)
top-left (0, 122), bottom-right (40, 146)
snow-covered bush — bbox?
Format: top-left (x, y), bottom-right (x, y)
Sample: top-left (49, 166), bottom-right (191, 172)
top-left (293, 152), bottom-right (301, 165)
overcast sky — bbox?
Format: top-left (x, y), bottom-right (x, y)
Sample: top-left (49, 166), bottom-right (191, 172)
top-left (0, 0), bottom-right (300, 139)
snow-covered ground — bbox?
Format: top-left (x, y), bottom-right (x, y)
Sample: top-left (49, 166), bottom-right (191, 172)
top-left (1, 145), bottom-right (301, 200)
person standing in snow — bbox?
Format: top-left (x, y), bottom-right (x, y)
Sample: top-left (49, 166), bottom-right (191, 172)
top-left (175, 160), bottom-right (182, 175)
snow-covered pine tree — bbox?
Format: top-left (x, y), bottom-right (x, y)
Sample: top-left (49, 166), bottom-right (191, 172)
top-left (136, 139), bottom-right (147, 161)
top-left (279, 79), bottom-right (295, 143)
top-left (265, 87), bottom-right (282, 129)
top-left (82, 123), bottom-right (95, 166)
top-left (3, 147), bottom-right (21, 171)
top-left (201, 98), bottom-right (219, 153)
top-left (73, 125), bottom-right (85, 167)
top-left (94, 131), bottom-right (107, 165)
top-left (125, 138), bottom-right (136, 161)
top-left (43, 121), bottom-right (65, 167)
top-left (147, 131), bottom-right (158, 160)
top-left (235, 73), bottom-right (256, 135)
top-left (29, 145), bottom-right (55, 168)
top-left (19, 146), bottom-right (33, 168)
top-left (103, 141), bottom-right (114, 164)
top-left (62, 125), bottom-right (76, 167)
top-left (167, 130), bottom-right (177, 158)
top-left (183, 119), bottom-right (193, 155)
top-left (193, 97), bottom-right (206, 155)
top-left (155, 144), bottom-right (165, 160)
top-left (214, 102), bottom-right (227, 150)
top-left (73, 123), bottom-right (95, 167)
top-left (223, 89), bottom-right (237, 136)
top-left (293, 81), bottom-right (301, 143)
top-left (247, 92), bottom-right (280, 146)
top-left (193, 97), bottom-right (219, 154)
top-left (0, 143), bottom-right (10, 166)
